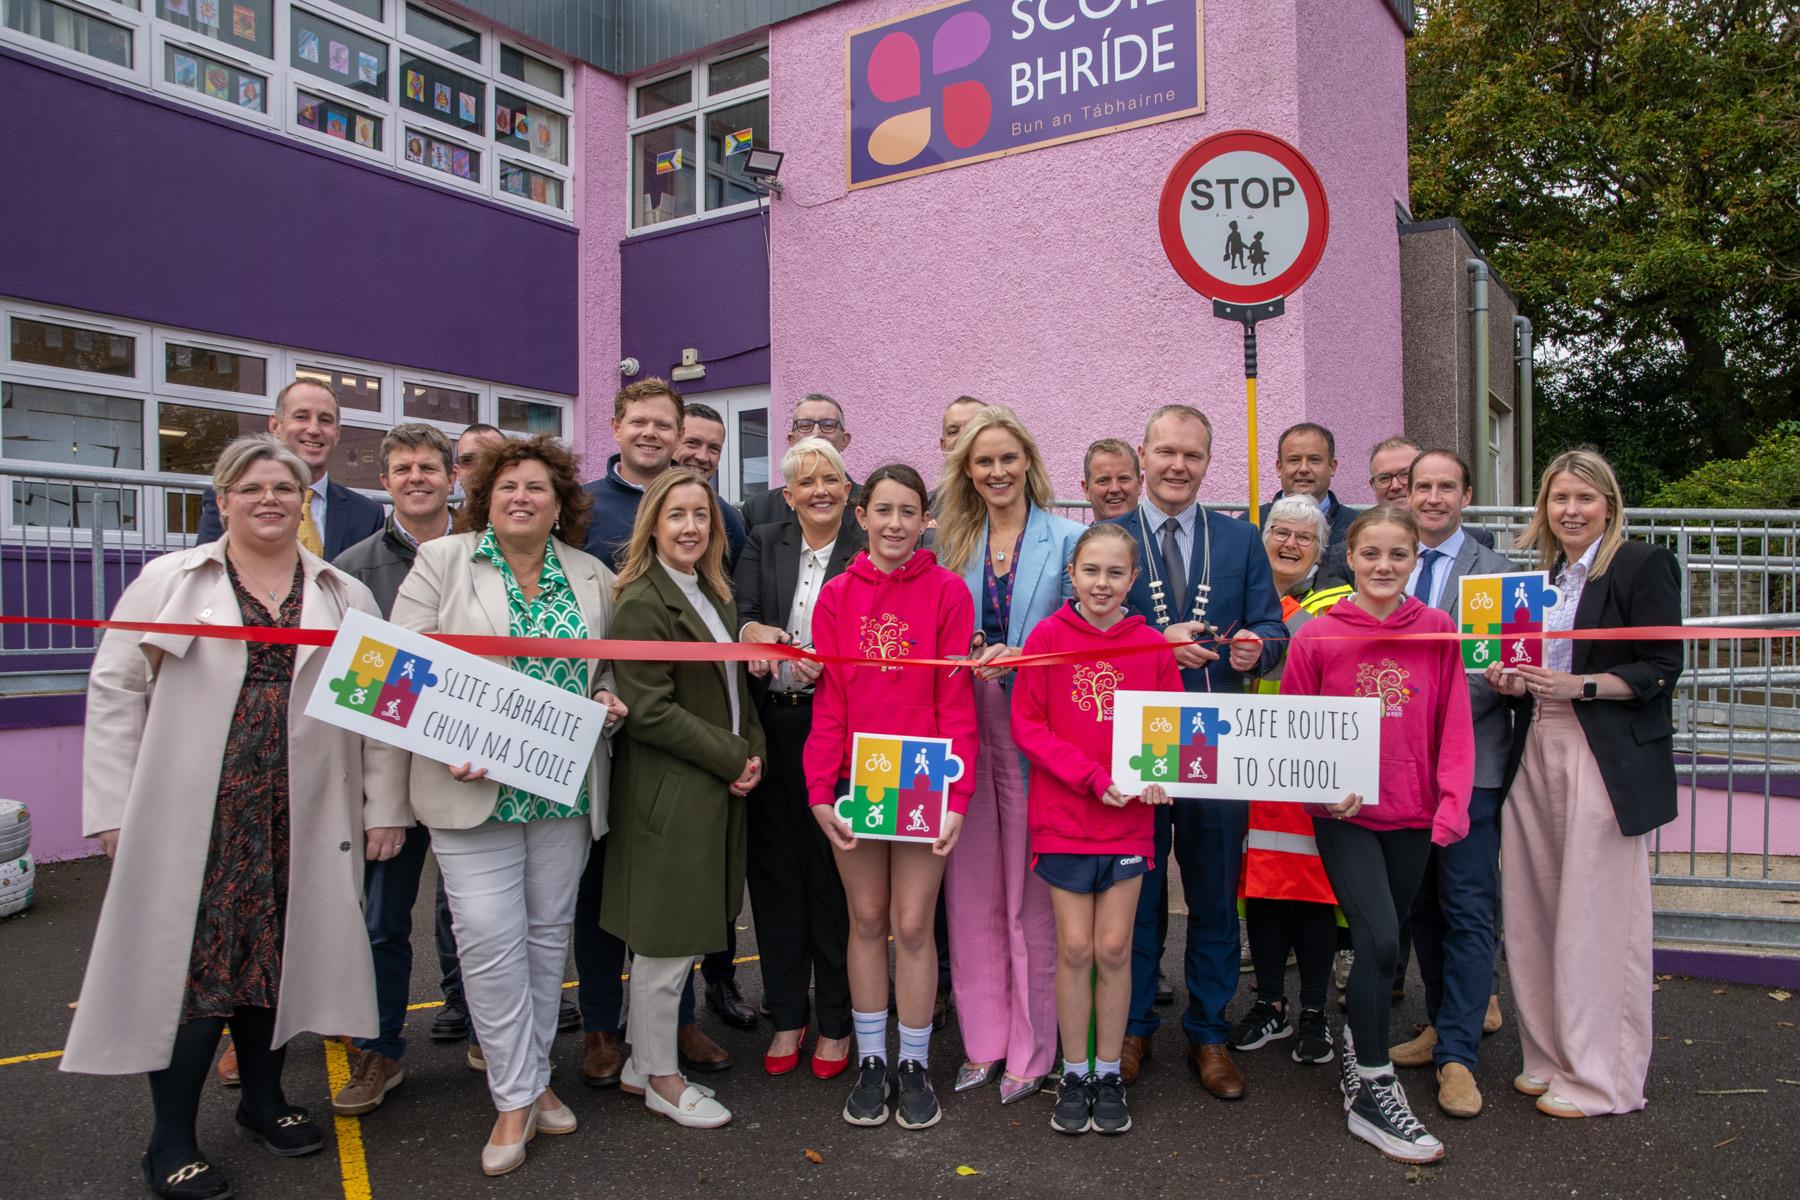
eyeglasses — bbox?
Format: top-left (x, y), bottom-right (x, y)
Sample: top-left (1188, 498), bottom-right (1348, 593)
top-left (792, 418), bottom-right (844, 434)
top-left (1370, 471), bottom-right (1411, 489)
top-left (228, 482), bottom-right (304, 501)
top-left (1267, 527), bottom-right (1318, 548)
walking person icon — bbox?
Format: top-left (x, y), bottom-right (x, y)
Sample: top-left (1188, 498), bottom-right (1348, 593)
top-left (1223, 220), bottom-right (1247, 269)
top-left (1248, 232), bottom-right (1269, 276)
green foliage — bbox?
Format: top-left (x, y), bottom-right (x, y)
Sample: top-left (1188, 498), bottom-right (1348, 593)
top-left (1649, 420), bottom-right (1800, 507)
top-left (1408, 1), bottom-right (1800, 500)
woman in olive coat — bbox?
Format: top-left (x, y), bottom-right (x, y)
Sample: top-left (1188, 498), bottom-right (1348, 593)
top-left (603, 469), bottom-right (766, 1130)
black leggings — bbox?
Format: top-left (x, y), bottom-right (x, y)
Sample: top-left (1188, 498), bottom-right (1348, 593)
top-left (147, 1007), bottom-right (287, 1172)
top-left (1244, 898), bottom-right (1337, 1012)
top-left (1312, 819), bottom-right (1432, 1066)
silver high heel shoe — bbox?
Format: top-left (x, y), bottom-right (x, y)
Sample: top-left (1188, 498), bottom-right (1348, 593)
top-left (998, 1072), bottom-right (1048, 1104)
top-left (954, 1061), bottom-right (1000, 1093)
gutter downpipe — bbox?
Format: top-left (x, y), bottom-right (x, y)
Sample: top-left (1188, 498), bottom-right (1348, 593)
top-left (1514, 314), bottom-right (1534, 504)
top-left (1466, 258), bottom-right (1492, 505)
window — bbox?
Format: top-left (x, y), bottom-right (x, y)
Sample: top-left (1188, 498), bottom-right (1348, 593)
top-left (3, 0), bottom-right (135, 70)
top-left (627, 43), bottom-right (770, 232)
top-left (3, 0), bottom-right (577, 218)
top-left (2, 298), bottom-right (574, 539)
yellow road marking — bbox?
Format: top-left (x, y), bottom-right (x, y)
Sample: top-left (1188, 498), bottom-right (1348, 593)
top-left (0, 1050), bottom-right (61, 1067)
top-left (322, 1038), bottom-right (373, 1200)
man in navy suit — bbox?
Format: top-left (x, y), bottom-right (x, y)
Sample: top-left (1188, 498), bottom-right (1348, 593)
top-left (194, 378), bottom-right (385, 557)
top-left (1104, 404), bottom-right (1286, 1100)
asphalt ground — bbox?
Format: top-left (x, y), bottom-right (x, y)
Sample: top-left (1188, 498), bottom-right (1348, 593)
top-left (5, 856), bottom-right (1798, 1200)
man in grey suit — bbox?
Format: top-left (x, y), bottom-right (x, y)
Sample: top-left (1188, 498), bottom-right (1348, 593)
top-left (1388, 449), bottom-right (1526, 1120)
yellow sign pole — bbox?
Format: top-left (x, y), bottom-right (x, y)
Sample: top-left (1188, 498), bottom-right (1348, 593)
top-left (1245, 374), bottom-right (1260, 526)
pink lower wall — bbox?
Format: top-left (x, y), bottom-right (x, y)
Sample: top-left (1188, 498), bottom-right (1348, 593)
top-left (575, 65), bottom-right (628, 467)
top-left (765, 0), bottom-right (1410, 502)
top-left (1, 725), bottom-right (90, 862)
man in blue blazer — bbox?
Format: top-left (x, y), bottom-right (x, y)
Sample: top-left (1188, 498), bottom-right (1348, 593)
top-left (194, 378), bottom-right (385, 558)
top-left (1104, 404), bottom-right (1286, 1101)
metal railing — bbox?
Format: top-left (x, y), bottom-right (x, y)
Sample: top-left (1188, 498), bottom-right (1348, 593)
top-left (6, 465), bottom-right (1797, 947)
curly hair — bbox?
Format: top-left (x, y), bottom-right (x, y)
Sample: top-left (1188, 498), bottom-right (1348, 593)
top-left (456, 434), bottom-right (592, 548)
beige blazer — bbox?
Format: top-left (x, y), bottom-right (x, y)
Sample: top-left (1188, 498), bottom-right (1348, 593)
top-left (389, 531), bottom-right (618, 838)
top-left (63, 541), bottom-right (410, 1075)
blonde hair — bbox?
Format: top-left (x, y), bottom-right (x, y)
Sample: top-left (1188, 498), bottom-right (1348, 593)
top-left (780, 436), bottom-right (849, 485)
top-left (212, 433), bottom-right (311, 494)
top-left (935, 405), bottom-right (1053, 572)
top-left (612, 469), bottom-right (733, 603)
top-left (1519, 449), bottom-right (1627, 577)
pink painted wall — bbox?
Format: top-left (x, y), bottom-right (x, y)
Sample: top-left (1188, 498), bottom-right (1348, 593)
top-left (575, 64), bottom-right (628, 469)
top-left (0, 725), bottom-right (90, 862)
top-left (766, 0), bottom-right (1410, 503)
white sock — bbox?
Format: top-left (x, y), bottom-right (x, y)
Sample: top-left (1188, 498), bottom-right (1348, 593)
top-left (897, 1021), bottom-right (931, 1067)
top-left (1094, 1057), bottom-right (1121, 1078)
top-left (1357, 1061), bottom-right (1391, 1080)
top-left (1061, 1056), bottom-right (1086, 1078)
top-left (853, 1009), bottom-right (888, 1064)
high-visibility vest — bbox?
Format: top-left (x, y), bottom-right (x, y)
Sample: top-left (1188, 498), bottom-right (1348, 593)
top-left (1238, 583), bottom-right (1350, 906)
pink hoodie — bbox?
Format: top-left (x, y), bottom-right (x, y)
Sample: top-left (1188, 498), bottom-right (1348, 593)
top-left (1011, 602), bottom-right (1184, 857)
top-left (1280, 595), bottom-right (1473, 845)
top-left (805, 549), bottom-right (979, 813)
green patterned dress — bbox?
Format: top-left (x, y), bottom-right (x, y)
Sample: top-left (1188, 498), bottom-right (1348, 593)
top-left (474, 529), bottom-right (591, 822)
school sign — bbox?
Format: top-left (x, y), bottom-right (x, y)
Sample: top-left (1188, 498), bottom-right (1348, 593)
top-left (847, 0), bottom-right (1204, 188)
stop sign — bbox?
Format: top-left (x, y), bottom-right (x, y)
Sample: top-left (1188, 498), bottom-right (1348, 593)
top-left (1158, 130), bottom-right (1329, 305)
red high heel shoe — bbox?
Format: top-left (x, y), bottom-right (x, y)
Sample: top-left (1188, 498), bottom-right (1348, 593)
top-left (810, 1037), bottom-right (852, 1080)
top-left (764, 1025), bottom-right (808, 1076)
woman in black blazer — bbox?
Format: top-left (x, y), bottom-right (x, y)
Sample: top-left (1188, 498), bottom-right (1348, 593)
top-left (1484, 449), bottom-right (1682, 1120)
top-left (735, 437), bottom-right (866, 1079)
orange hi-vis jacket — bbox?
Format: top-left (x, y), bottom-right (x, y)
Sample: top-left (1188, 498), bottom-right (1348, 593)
top-left (1239, 586), bottom-right (1349, 906)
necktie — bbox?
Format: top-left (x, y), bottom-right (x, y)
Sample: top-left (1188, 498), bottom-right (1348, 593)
top-left (1413, 547), bottom-right (1443, 604)
top-left (1160, 518), bottom-right (1186, 616)
top-left (297, 495), bottom-right (324, 556)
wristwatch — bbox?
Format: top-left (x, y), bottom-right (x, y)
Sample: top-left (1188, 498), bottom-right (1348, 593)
top-left (1580, 676), bottom-right (1598, 701)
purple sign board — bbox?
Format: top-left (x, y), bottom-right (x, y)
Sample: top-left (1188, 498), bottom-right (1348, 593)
top-left (847, 0), bottom-right (1204, 189)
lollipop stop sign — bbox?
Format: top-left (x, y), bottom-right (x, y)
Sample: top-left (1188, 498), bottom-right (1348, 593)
top-left (1158, 130), bottom-right (1329, 521)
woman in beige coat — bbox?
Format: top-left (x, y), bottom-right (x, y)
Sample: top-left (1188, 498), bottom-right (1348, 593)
top-left (390, 434), bottom-right (626, 1177)
top-left (63, 435), bottom-right (409, 1200)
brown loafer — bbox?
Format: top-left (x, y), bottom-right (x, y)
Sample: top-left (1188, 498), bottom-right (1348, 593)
top-left (1120, 1034), bottom-right (1151, 1085)
top-left (677, 1023), bottom-right (733, 1073)
top-left (1189, 1043), bottom-right (1245, 1100)
top-left (1483, 994), bottom-right (1503, 1035)
top-left (1390, 1024), bottom-right (1438, 1068)
top-left (216, 1041), bottom-right (240, 1088)
top-left (1436, 1061), bottom-right (1483, 1118)
top-left (581, 1031), bottom-right (624, 1087)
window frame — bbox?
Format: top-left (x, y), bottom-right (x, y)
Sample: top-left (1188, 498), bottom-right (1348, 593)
top-left (0, 0), bottom-right (150, 86)
top-left (625, 40), bottom-right (768, 235)
top-left (151, 23), bottom-right (281, 128)
top-left (153, 327), bottom-right (275, 407)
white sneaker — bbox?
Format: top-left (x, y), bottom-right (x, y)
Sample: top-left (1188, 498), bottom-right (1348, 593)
top-left (1513, 1071), bottom-right (1550, 1097)
top-left (620, 1056), bottom-right (716, 1098)
top-left (645, 1083), bottom-right (732, 1129)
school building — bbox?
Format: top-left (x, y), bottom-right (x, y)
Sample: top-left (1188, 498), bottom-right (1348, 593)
top-left (0, 0), bottom-right (1525, 861)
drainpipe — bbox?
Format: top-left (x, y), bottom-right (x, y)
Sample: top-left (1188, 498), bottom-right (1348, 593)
top-left (1514, 314), bottom-right (1534, 505)
top-left (1466, 259), bottom-right (1492, 505)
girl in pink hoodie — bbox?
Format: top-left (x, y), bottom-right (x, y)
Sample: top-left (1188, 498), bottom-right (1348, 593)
top-left (805, 464), bottom-right (977, 1132)
top-left (1010, 523), bottom-right (1178, 1135)
top-left (1280, 505), bottom-right (1472, 1166)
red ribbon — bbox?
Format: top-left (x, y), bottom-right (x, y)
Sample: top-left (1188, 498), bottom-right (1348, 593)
top-left (3, 615), bottom-right (1794, 670)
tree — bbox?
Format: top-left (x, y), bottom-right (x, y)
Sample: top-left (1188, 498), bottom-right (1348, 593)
top-left (1649, 419), bottom-right (1800, 506)
top-left (1407, 1), bottom-right (1800, 499)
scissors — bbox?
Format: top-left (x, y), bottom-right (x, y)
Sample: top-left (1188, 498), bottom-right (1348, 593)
top-left (948, 630), bottom-right (987, 678)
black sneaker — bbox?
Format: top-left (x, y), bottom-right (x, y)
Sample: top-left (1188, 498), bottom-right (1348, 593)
top-left (233, 1105), bottom-right (324, 1158)
top-left (430, 1001), bottom-right (470, 1041)
top-left (842, 1056), bottom-right (891, 1126)
top-left (140, 1153), bottom-right (231, 1200)
top-left (557, 994), bottom-right (581, 1032)
top-left (1091, 1073), bottom-right (1132, 1135)
top-left (1347, 1072), bottom-right (1445, 1163)
top-left (894, 1060), bottom-right (941, 1130)
top-left (1337, 1026), bottom-right (1360, 1108)
top-left (1291, 1007), bottom-right (1335, 1064)
top-left (1050, 1072), bottom-right (1092, 1134)
top-left (1226, 1000), bottom-right (1293, 1051)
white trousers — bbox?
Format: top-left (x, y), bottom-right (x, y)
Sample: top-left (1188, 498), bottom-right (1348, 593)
top-left (628, 954), bottom-right (696, 1078)
top-left (432, 816), bottom-right (590, 1111)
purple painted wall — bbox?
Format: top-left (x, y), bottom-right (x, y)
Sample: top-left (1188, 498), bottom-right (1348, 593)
top-left (617, 212), bottom-right (771, 394)
top-left (0, 48), bottom-right (578, 394)
top-left (0, 726), bottom-right (89, 863)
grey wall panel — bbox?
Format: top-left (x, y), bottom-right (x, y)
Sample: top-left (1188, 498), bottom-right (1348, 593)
top-left (450, 0), bottom-right (839, 73)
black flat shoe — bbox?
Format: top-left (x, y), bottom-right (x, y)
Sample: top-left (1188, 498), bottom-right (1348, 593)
top-left (234, 1105), bottom-right (325, 1157)
top-left (430, 1002), bottom-right (470, 1041)
top-left (706, 980), bottom-right (759, 1030)
top-left (141, 1153), bottom-right (232, 1199)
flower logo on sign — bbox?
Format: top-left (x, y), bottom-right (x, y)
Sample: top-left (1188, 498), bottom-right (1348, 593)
top-left (863, 10), bottom-right (992, 167)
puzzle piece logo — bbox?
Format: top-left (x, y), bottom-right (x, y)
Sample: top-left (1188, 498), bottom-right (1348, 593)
top-left (331, 638), bottom-right (439, 728)
top-left (836, 733), bottom-right (962, 842)
top-left (1182, 707), bottom-right (1232, 746)
top-left (328, 670), bottom-right (383, 716)
top-left (385, 650), bottom-right (439, 693)
top-left (1460, 572), bottom-right (1560, 672)
top-left (349, 636), bottom-right (398, 687)
top-left (1129, 743), bottom-right (1179, 782)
